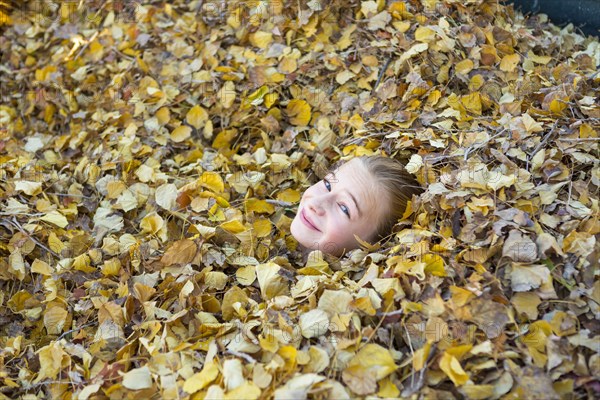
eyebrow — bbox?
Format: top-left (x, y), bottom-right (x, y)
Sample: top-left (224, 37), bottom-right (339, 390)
top-left (329, 170), bottom-right (362, 218)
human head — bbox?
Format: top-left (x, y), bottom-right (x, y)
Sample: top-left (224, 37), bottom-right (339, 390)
top-left (290, 155), bottom-right (423, 257)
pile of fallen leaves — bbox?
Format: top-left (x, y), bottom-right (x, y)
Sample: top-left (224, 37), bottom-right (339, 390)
top-left (0, 0), bottom-right (599, 398)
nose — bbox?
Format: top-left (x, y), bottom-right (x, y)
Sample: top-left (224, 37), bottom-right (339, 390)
top-left (306, 198), bottom-right (325, 216)
top-left (307, 200), bottom-right (325, 216)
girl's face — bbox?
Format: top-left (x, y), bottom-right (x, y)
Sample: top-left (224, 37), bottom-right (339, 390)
top-left (290, 158), bottom-right (387, 257)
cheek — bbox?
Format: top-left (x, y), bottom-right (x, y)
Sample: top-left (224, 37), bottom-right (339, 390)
top-left (324, 215), bottom-right (350, 239)
top-left (305, 184), bottom-right (320, 196)
top-left (300, 188), bottom-right (312, 203)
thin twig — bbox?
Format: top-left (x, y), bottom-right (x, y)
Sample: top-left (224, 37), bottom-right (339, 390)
top-left (225, 350), bottom-right (256, 364)
top-left (7, 218), bottom-right (59, 258)
top-left (57, 322), bottom-right (96, 340)
top-left (0, 212), bottom-right (44, 217)
top-left (371, 56), bottom-right (393, 95)
top-left (464, 128), bottom-right (507, 161)
top-left (529, 121), bottom-right (559, 161)
top-left (557, 137), bottom-right (600, 141)
top-left (265, 199), bottom-right (293, 207)
top-left (74, 31), bottom-right (100, 60)
top-left (375, 309), bottom-right (404, 317)
top-left (46, 192), bottom-right (94, 199)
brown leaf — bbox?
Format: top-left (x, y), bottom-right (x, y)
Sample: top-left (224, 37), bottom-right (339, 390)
top-left (160, 239), bottom-right (197, 266)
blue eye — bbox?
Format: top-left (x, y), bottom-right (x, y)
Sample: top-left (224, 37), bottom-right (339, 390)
top-left (339, 204), bottom-right (350, 217)
top-left (323, 179), bottom-right (331, 191)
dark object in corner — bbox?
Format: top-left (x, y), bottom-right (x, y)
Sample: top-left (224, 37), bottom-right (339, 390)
top-left (505, 0), bottom-right (600, 37)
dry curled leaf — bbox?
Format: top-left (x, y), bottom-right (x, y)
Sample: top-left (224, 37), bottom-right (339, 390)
top-left (0, 0), bottom-right (598, 398)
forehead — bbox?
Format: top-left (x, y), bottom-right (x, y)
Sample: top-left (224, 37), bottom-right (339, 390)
top-left (333, 159), bottom-right (383, 214)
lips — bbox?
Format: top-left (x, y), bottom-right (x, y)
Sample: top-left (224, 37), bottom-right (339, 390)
top-left (300, 208), bottom-right (320, 231)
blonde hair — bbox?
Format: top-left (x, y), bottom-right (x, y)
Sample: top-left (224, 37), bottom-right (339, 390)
top-left (357, 155), bottom-right (424, 242)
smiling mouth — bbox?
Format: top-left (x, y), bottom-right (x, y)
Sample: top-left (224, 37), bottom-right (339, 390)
top-left (300, 209), bottom-right (320, 231)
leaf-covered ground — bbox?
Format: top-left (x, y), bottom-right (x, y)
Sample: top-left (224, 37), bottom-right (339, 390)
top-left (0, 0), bottom-right (599, 399)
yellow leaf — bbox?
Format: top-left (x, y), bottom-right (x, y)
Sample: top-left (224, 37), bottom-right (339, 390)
top-left (0, 10), bottom-right (12, 26)
top-left (264, 92), bottom-right (278, 108)
top-left (279, 56), bottom-right (297, 74)
top-left (256, 262), bottom-right (289, 300)
top-left (413, 341), bottom-right (431, 371)
top-left (15, 180), bottom-right (42, 196)
top-left (140, 212), bottom-right (164, 234)
top-left (351, 296), bottom-right (377, 316)
top-left (208, 205), bottom-right (226, 222)
top-left (511, 292), bottom-right (542, 320)
top-left (439, 352), bottom-right (469, 386)
top-left (423, 253), bottom-right (446, 276)
top-left (298, 250), bottom-right (333, 276)
top-left (216, 196), bottom-right (230, 209)
top-left (500, 53), bottom-right (520, 72)
top-left (246, 85), bottom-right (270, 106)
top-left (31, 259), bottom-right (53, 276)
top-left (102, 258), bottom-right (121, 276)
top-left (35, 65), bottom-right (57, 82)
top-left (200, 171), bottom-right (225, 193)
top-left (190, 197), bottom-right (210, 212)
top-left (121, 366), bottom-right (153, 390)
top-left (299, 309), bottom-right (329, 338)
top-left (186, 105), bottom-right (208, 129)
top-left (337, 25), bottom-right (357, 50)
top-left (219, 81), bottom-right (236, 108)
top-left (378, 377), bottom-right (400, 398)
top-left (521, 113), bottom-right (544, 133)
top-left (527, 50), bottom-right (552, 64)
top-left (155, 183), bottom-right (178, 210)
top-left (445, 344), bottom-right (473, 360)
top-left (450, 286), bottom-right (475, 307)
top-left (48, 232), bottom-right (65, 254)
top-left (461, 384), bottom-right (496, 400)
top-left (276, 188), bottom-right (301, 203)
top-left (236, 265), bottom-right (256, 286)
top-left (391, 258), bottom-right (426, 280)
top-left (35, 342), bottom-right (67, 382)
top-left (415, 26), bottom-right (436, 42)
top-left (156, 107), bottom-right (170, 125)
top-left (461, 92), bottom-right (482, 115)
top-left (245, 198), bottom-right (275, 214)
top-left (249, 31), bottom-right (272, 49)
top-left (44, 305), bottom-right (68, 335)
top-left (78, 383), bottom-right (101, 400)
top-left (183, 361), bottom-right (219, 394)
top-left (40, 211), bottom-right (68, 228)
top-left (348, 113), bottom-right (364, 129)
top-left (344, 343), bottom-right (398, 381)
top-left (427, 89), bottom-right (442, 106)
top-left (225, 381), bottom-right (261, 400)
top-left (579, 123), bottom-right (597, 138)
top-left (469, 75), bottom-right (484, 91)
top-left (106, 180), bottom-right (126, 199)
top-left (192, 223), bottom-right (216, 239)
top-left (73, 254), bottom-right (94, 273)
top-left (170, 125), bottom-right (192, 142)
top-left (253, 219), bottom-right (272, 237)
top-left (521, 320), bottom-right (552, 367)
top-left (550, 98), bottom-right (568, 114)
top-left (456, 59), bottom-right (474, 75)
top-left (205, 271), bottom-right (228, 290)
top-left (398, 43), bottom-right (428, 65)
top-left (336, 70), bottom-right (355, 85)
top-left (220, 219), bottom-right (247, 234)
top-left (286, 99), bottom-right (312, 126)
